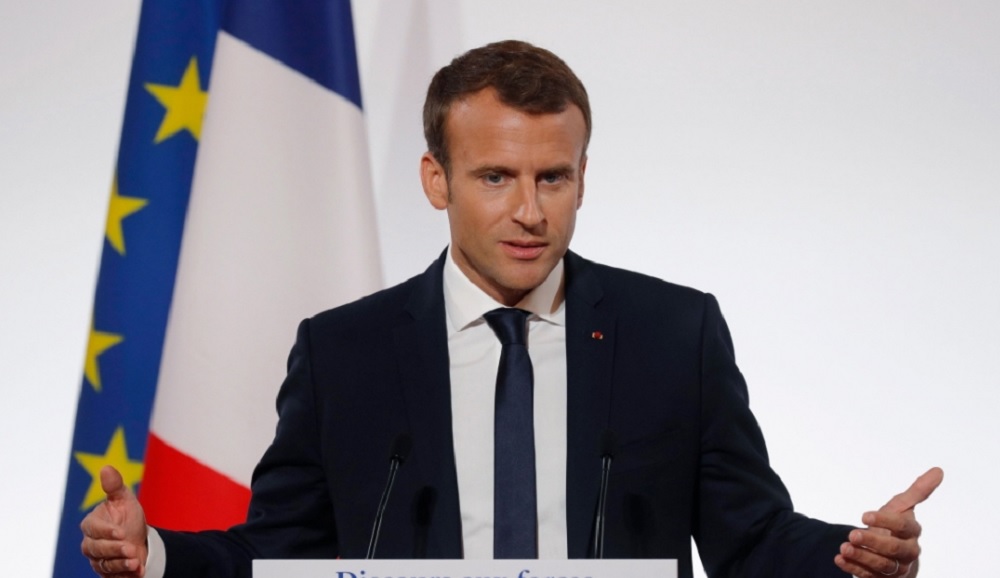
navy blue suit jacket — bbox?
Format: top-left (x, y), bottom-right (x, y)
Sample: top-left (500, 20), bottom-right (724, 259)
top-left (159, 251), bottom-right (852, 577)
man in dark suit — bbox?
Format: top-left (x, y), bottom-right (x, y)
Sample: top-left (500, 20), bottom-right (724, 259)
top-left (80, 40), bottom-right (941, 578)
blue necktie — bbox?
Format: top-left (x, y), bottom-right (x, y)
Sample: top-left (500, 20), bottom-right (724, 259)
top-left (484, 307), bottom-right (538, 559)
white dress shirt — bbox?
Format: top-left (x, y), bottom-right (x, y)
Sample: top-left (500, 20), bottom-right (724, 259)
top-left (442, 248), bottom-right (568, 559)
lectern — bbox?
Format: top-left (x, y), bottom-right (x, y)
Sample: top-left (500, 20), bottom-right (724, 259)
top-left (254, 559), bottom-right (677, 578)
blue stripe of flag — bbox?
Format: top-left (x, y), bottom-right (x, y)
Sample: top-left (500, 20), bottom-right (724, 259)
top-left (222, 0), bottom-right (364, 109)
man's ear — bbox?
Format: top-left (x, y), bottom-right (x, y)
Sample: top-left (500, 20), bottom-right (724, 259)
top-left (577, 155), bottom-right (587, 209)
top-left (420, 152), bottom-right (449, 210)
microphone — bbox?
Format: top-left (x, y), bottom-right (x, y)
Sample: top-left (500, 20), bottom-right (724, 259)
top-left (591, 429), bottom-right (618, 559)
top-left (366, 433), bottom-right (412, 559)
top-left (411, 486), bottom-right (438, 558)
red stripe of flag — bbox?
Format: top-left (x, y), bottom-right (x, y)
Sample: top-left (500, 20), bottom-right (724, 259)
top-left (139, 433), bottom-right (251, 530)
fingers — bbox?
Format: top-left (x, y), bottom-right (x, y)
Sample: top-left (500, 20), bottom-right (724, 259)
top-left (862, 510), bottom-right (922, 539)
top-left (835, 551), bottom-right (910, 578)
top-left (80, 503), bottom-right (123, 542)
top-left (82, 540), bottom-right (142, 576)
top-left (81, 534), bottom-right (127, 560)
top-left (849, 528), bottom-right (920, 563)
top-left (835, 526), bottom-right (920, 578)
top-left (881, 466), bottom-right (944, 514)
top-left (80, 502), bottom-right (139, 575)
top-left (81, 534), bottom-right (144, 577)
top-left (81, 532), bottom-right (143, 559)
top-left (87, 553), bottom-right (142, 577)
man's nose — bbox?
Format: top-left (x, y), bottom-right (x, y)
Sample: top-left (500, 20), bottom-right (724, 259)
top-left (512, 180), bottom-right (544, 227)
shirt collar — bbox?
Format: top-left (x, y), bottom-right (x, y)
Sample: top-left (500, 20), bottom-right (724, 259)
top-left (443, 246), bottom-right (566, 333)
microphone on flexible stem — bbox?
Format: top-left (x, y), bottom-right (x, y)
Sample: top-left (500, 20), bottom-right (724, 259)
top-left (411, 486), bottom-right (437, 559)
top-left (366, 433), bottom-right (412, 559)
top-left (591, 429), bottom-right (618, 559)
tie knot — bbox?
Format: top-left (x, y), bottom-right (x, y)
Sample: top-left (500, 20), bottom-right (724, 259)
top-left (484, 308), bottom-right (530, 346)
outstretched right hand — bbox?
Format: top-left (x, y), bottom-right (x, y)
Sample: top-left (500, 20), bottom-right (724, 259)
top-left (80, 465), bottom-right (149, 577)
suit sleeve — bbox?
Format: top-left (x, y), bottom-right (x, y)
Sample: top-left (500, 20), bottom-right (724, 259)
top-left (695, 294), bottom-right (853, 578)
top-left (157, 318), bottom-right (339, 577)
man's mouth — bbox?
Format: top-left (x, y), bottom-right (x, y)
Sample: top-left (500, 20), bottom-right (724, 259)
top-left (501, 240), bottom-right (547, 260)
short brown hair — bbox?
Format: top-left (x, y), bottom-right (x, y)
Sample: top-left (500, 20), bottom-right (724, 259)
top-left (423, 40), bottom-right (592, 175)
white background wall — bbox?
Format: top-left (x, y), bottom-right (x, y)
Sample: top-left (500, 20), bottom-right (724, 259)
top-left (2, 1), bottom-right (997, 576)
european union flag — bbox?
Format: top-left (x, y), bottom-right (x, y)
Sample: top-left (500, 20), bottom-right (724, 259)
top-left (52, 2), bottom-right (222, 575)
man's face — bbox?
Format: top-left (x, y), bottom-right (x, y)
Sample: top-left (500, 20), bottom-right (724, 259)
top-left (421, 88), bottom-right (587, 306)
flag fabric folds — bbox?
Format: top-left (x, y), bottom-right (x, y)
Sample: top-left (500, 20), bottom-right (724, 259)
top-left (53, 1), bottom-right (381, 575)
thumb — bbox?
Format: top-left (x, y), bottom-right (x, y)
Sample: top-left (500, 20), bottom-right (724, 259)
top-left (881, 466), bottom-right (944, 514)
top-left (100, 465), bottom-right (130, 502)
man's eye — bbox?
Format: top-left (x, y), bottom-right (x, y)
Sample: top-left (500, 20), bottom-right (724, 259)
top-left (541, 173), bottom-right (564, 184)
top-left (484, 173), bottom-right (504, 185)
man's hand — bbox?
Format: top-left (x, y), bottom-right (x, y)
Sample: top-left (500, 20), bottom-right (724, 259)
top-left (834, 467), bottom-right (944, 578)
top-left (79, 465), bottom-right (149, 577)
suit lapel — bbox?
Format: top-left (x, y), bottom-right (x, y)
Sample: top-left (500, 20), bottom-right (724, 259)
top-left (392, 253), bottom-right (464, 558)
top-left (563, 251), bottom-right (618, 558)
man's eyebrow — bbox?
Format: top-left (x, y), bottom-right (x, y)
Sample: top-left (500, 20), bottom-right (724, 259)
top-left (538, 164), bottom-right (578, 178)
top-left (470, 164), bottom-right (515, 176)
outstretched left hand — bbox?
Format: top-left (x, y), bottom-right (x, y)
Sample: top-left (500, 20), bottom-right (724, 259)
top-left (834, 467), bottom-right (944, 578)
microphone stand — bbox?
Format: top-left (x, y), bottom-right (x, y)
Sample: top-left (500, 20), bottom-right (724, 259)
top-left (593, 452), bottom-right (613, 558)
top-left (591, 429), bottom-right (617, 559)
top-left (366, 434), bottom-right (411, 559)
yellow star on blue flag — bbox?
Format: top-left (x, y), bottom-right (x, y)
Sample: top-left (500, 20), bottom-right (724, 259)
top-left (145, 56), bottom-right (208, 143)
top-left (105, 178), bottom-right (148, 256)
top-left (84, 326), bottom-right (123, 393)
top-left (73, 426), bottom-right (144, 511)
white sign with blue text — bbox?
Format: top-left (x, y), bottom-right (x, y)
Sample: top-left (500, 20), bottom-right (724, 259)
top-left (254, 558), bottom-right (677, 578)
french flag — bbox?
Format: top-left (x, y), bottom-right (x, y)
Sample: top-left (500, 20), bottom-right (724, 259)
top-left (140, 0), bottom-right (381, 530)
